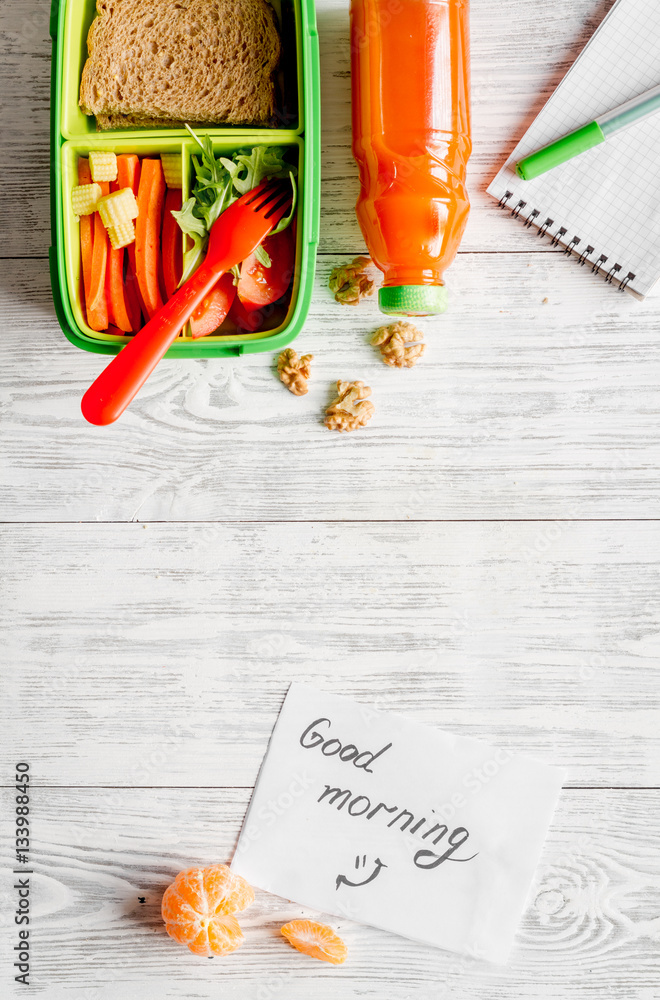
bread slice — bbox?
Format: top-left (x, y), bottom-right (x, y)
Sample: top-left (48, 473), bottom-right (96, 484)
top-left (94, 113), bottom-right (206, 130)
top-left (80, 0), bottom-right (281, 128)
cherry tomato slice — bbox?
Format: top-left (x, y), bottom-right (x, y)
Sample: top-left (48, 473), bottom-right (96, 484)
top-left (237, 228), bottom-right (295, 312)
top-left (189, 273), bottom-right (236, 338)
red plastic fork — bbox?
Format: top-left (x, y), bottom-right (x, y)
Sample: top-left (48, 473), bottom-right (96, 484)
top-left (81, 179), bottom-right (292, 426)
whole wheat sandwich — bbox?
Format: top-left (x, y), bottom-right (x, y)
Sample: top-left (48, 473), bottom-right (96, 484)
top-left (80, 0), bottom-right (281, 129)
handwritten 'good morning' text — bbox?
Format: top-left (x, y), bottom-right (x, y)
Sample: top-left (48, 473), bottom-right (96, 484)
top-left (299, 717), bottom-right (478, 870)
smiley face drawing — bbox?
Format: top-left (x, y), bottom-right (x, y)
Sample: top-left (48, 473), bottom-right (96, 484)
top-left (335, 855), bottom-right (388, 890)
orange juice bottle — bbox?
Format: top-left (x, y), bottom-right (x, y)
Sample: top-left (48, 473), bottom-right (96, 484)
top-left (350, 0), bottom-right (471, 315)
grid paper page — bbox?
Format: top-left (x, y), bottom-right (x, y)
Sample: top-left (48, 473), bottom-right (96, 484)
top-left (487, 0), bottom-right (660, 298)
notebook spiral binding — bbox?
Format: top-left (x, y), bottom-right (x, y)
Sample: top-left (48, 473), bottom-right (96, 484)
top-left (497, 191), bottom-right (635, 292)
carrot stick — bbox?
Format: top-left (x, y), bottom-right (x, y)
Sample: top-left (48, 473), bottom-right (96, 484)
top-left (103, 178), bottom-right (134, 333)
top-left (124, 258), bottom-right (143, 332)
top-left (161, 187), bottom-right (183, 300)
top-left (78, 159), bottom-right (94, 315)
top-left (118, 154), bottom-right (147, 325)
top-left (78, 157), bottom-right (92, 187)
top-left (158, 249), bottom-right (168, 306)
top-left (116, 154), bottom-right (140, 193)
top-left (127, 245), bottom-right (147, 324)
top-left (106, 246), bottom-right (133, 332)
top-left (86, 181), bottom-right (109, 331)
top-left (135, 159), bottom-right (166, 318)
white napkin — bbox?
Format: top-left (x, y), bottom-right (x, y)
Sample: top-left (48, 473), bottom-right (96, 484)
top-left (232, 683), bottom-right (566, 964)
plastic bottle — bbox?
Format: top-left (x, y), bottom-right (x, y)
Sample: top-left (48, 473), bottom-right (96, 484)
top-left (350, 0), bottom-right (471, 316)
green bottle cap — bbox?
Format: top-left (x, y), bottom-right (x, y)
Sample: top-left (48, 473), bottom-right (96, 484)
top-left (379, 284), bottom-right (448, 316)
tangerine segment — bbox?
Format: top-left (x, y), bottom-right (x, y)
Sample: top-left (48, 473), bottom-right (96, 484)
top-left (167, 909), bottom-right (244, 957)
top-left (161, 864), bottom-right (254, 957)
top-left (281, 920), bottom-right (348, 965)
top-left (167, 864), bottom-right (254, 917)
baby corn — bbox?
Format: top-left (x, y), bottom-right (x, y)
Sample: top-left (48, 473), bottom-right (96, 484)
top-left (160, 153), bottom-right (183, 188)
top-left (98, 187), bottom-right (139, 230)
top-left (106, 220), bottom-right (136, 250)
top-left (88, 150), bottom-right (118, 182)
top-left (71, 182), bottom-right (102, 217)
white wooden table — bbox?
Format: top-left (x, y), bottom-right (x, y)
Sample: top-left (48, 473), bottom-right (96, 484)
top-left (1, 0), bottom-right (659, 996)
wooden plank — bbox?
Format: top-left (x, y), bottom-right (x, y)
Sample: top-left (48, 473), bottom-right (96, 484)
top-left (3, 1), bottom-right (657, 996)
top-left (0, 0), bottom-right (620, 255)
top-left (3, 521), bottom-right (658, 786)
top-left (0, 786), bottom-right (657, 997)
top-left (2, 254), bottom-right (660, 521)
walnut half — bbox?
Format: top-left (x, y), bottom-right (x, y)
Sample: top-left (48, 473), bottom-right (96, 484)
top-left (277, 349), bottom-right (313, 395)
top-left (328, 256), bottom-right (375, 305)
top-left (325, 380), bottom-right (375, 432)
top-left (371, 321), bottom-right (425, 368)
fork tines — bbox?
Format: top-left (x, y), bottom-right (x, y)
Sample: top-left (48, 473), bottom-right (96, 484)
top-left (246, 178), bottom-right (292, 216)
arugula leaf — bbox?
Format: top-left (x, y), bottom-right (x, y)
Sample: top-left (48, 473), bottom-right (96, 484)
top-left (174, 126), bottom-right (298, 287)
top-left (254, 243), bottom-right (272, 268)
top-left (270, 170), bottom-right (297, 235)
top-left (171, 196), bottom-right (208, 284)
top-left (184, 124), bottom-right (234, 230)
top-left (180, 234), bottom-right (206, 285)
top-left (171, 196), bottom-right (207, 239)
top-left (219, 146), bottom-right (292, 194)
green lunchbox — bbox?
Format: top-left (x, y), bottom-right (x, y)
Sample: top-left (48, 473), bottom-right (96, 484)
top-left (49, 0), bottom-right (320, 357)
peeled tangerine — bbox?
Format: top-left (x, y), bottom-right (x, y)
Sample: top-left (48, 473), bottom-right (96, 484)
top-left (161, 864), bottom-right (254, 957)
top-left (281, 919), bottom-right (348, 965)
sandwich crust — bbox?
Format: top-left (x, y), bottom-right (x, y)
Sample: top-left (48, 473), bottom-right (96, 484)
top-left (80, 0), bottom-right (281, 128)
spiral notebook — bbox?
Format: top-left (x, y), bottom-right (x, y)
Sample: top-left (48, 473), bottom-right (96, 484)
top-left (487, 0), bottom-right (660, 298)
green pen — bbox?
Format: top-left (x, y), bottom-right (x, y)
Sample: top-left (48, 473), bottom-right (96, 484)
top-left (515, 82), bottom-right (660, 180)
